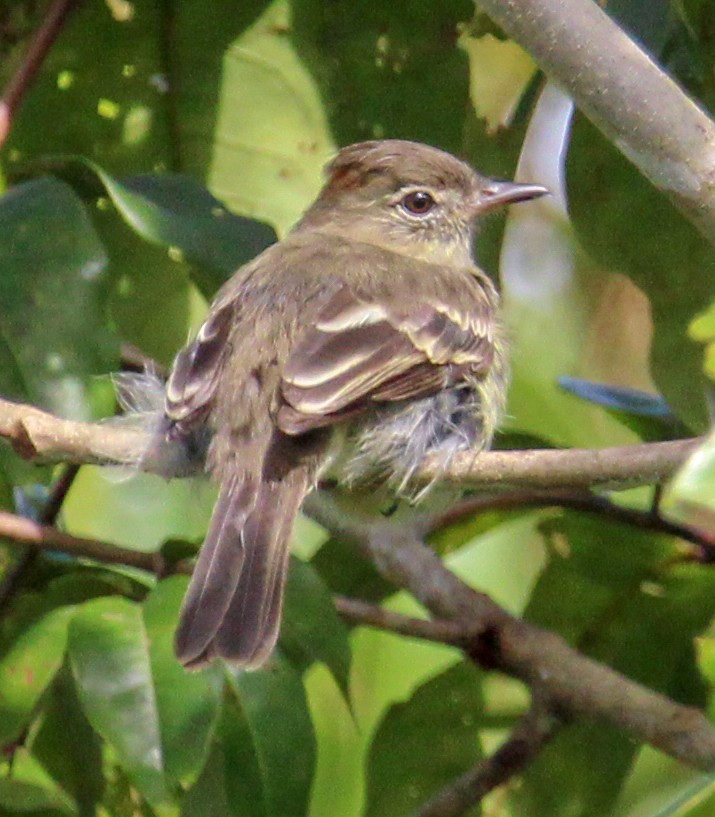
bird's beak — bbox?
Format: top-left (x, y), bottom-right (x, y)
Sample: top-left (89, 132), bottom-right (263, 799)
top-left (473, 180), bottom-right (549, 215)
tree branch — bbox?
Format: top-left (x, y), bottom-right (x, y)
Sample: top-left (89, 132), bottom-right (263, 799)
top-left (306, 492), bottom-right (715, 771)
top-left (413, 699), bottom-right (560, 817)
top-left (430, 489), bottom-right (714, 558)
top-left (1, 496), bottom-right (714, 773)
top-left (0, 396), bottom-right (702, 491)
top-left (0, 0), bottom-right (80, 147)
top-left (476, 0), bottom-right (715, 245)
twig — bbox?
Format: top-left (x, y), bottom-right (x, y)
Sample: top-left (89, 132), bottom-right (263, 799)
top-left (0, 494), bottom-right (713, 772)
top-left (429, 490), bottom-right (714, 556)
top-left (0, 510), bottom-right (165, 572)
top-left (0, 463), bottom-right (81, 611)
top-left (413, 699), bottom-right (560, 817)
top-left (0, 0), bottom-right (80, 148)
top-left (306, 492), bottom-right (715, 771)
top-left (333, 595), bottom-right (469, 645)
top-left (475, 0), bottom-right (715, 245)
top-left (0, 396), bottom-right (703, 490)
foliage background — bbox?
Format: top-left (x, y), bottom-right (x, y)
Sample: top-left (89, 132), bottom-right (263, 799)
top-left (0, 0), bottom-right (714, 815)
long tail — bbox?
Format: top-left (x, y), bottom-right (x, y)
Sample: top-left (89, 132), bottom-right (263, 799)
top-left (175, 467), bottom-right (309, 669)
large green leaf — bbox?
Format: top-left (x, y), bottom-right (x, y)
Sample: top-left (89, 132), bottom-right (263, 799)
top-left (0, 178), bottom-right (115, 417)
top-left (5, 0), bottom-right (171, 176)
top-left (206, 0), bottom-right (335, 234)
top-left (60, 160), bottom-right (276, 297)
top-left (365, 661), bottom-right (483, 817)
top-left (292, 0), bottom-right (473, 152)
top-left (514, 514), bottom-right (715, 816)
top-left (31, 667), bottom-right (104, 817)
top-left (225, 658), bottom-right (316, 817)
top-left (67, 597), bottom-right (170, 810)
top-left (0, 606), bottom-right (74, 747)
top-left (142, 577), bottom-right (223, 787)
top-left (280, 557), bottom-right (352, 697)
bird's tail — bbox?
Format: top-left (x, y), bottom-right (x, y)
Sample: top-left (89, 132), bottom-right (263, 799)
top-left (174, 465), bottom-right (309, 669)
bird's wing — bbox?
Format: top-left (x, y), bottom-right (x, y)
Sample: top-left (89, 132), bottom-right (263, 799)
top-left (278, 282), bottom-right (496, 434)
top-left (164, 299), bottom-right (235, 431)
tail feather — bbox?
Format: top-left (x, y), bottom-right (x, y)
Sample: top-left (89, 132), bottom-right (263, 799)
top-left (175, 469), bottom-right (308, 669)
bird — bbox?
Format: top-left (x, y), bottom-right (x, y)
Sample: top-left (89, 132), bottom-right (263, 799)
top-left (162, 139), bottom-right (547, 669)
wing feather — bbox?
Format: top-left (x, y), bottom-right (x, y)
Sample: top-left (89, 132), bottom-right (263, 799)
top-left (164, 300), bottom-right (234, 429)
top-left (278, 283), bottom-right (495, 435)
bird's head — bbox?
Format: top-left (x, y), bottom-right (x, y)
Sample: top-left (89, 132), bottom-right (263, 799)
top-left (298, 140), bottom-right (548, 266)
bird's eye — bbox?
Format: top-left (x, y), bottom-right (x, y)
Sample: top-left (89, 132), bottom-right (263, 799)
top-left (400, 190), bottom-right (436, 216)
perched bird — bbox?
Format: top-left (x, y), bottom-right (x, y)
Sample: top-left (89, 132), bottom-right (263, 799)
top-left (163, 140), bottom-right (547, 669)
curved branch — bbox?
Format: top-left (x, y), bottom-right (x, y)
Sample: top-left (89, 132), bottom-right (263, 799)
top-left (413, 700), bottom-right (560, 817)
top-left (0, 0), bottom-right (80, 147)
top-left (0, 396), bottom-right (701, 491)
top-left (477, 0), bottom-right (715, 244)
top-left (307, 492), bottom-right (715, 771)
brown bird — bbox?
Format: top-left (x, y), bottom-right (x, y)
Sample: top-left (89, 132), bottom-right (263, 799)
top-left (164, 140), bottom-right (547, 669)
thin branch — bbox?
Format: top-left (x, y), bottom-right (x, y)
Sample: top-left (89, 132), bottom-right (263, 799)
top-left (1, 495), bottom-right (713, 773)
top-left (423, 438), bottom-right (703, 491)
top-left (429, 489), bottom-right (714, 557)
top-left (0, 396), bottom-right (702, 491)
top-left (0, 0), bottom-right (80, 148)
top-left (0, 463), bottom-right (81, 611)
top-left (0, 510), bottom-right (166, 572)
top-left (413, 699), bottom-right (560, 817)
top-left (476, 0), bottom-right (715, 245)
top-left (306, 492), bottom-right (715, 771)
top-left (333, 595), bottom-right (469, 645)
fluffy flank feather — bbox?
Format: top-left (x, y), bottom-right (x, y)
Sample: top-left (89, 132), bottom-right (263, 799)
top-left (110, 370), bottom-right (209, 478)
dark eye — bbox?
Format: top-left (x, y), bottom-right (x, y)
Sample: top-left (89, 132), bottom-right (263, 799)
top-left (400, 190), bottom-right (436, 216)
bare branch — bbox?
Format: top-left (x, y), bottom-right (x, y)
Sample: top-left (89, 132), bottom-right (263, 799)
top-left (0, 397), bottom-right (702, 491)
top-left (0, 510), bottom-right (165, 572)
top-left (0, 0), bottom-right (80, 147)
top-left (1, 491), bottom-right (714, 773)
top-left (476, 0), bottom-right (715, 245)
top-left (413, 700), bottom-right (560, 817)
top-left (307, 492), bottom-right (715, 771)
top-left (430, 490), bottom-right (714, 557)
top-left (424, 438), bottom-right (703, 491)
top-left (333, 595), bottom-right (469, 645)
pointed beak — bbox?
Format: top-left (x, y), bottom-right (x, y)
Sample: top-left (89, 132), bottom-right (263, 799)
top-left (473, 180), bottom-right (550, 215)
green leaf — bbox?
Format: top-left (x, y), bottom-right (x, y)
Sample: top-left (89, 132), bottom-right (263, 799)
top-left (645, 772), bottom-right (715, 816)
top-left (604, 0), bottom-right (674, 57)
top-left (31, 667), bottom-right (104, 817)
top-left (67, 597), bottom-right (170, 809)
top-left (206, 0), bottom-right (335, 233)
top-left (366, 662), bottom-right (483, 817)
top-left (225, 657), bottom-right (316, 817)
top-left (516, 514), bottom-right (715, 815)
top-left (661, 428), bottom-right (715, 535)
top-left (0, 778), bottom-right (75, 816)
top-left (61, 160), bottom-right (276, 297)
top-left (0, 606), bottom-right (74, 747)
top-left (292, 0), bottom-right (473, 152)
top-left (142, 577), bottom-right (223, 787)
top-left (280, 558), bottom-right (352, 697)
top-left (0, 178), bottom-right (115, 417)
top-left (5, 0), bottom-right (172, 177)
top-left (311, 530), bottom-right (394, 605)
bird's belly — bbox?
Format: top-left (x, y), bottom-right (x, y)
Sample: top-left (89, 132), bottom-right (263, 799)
top-left (333, 379), bottom-right (494, 498)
